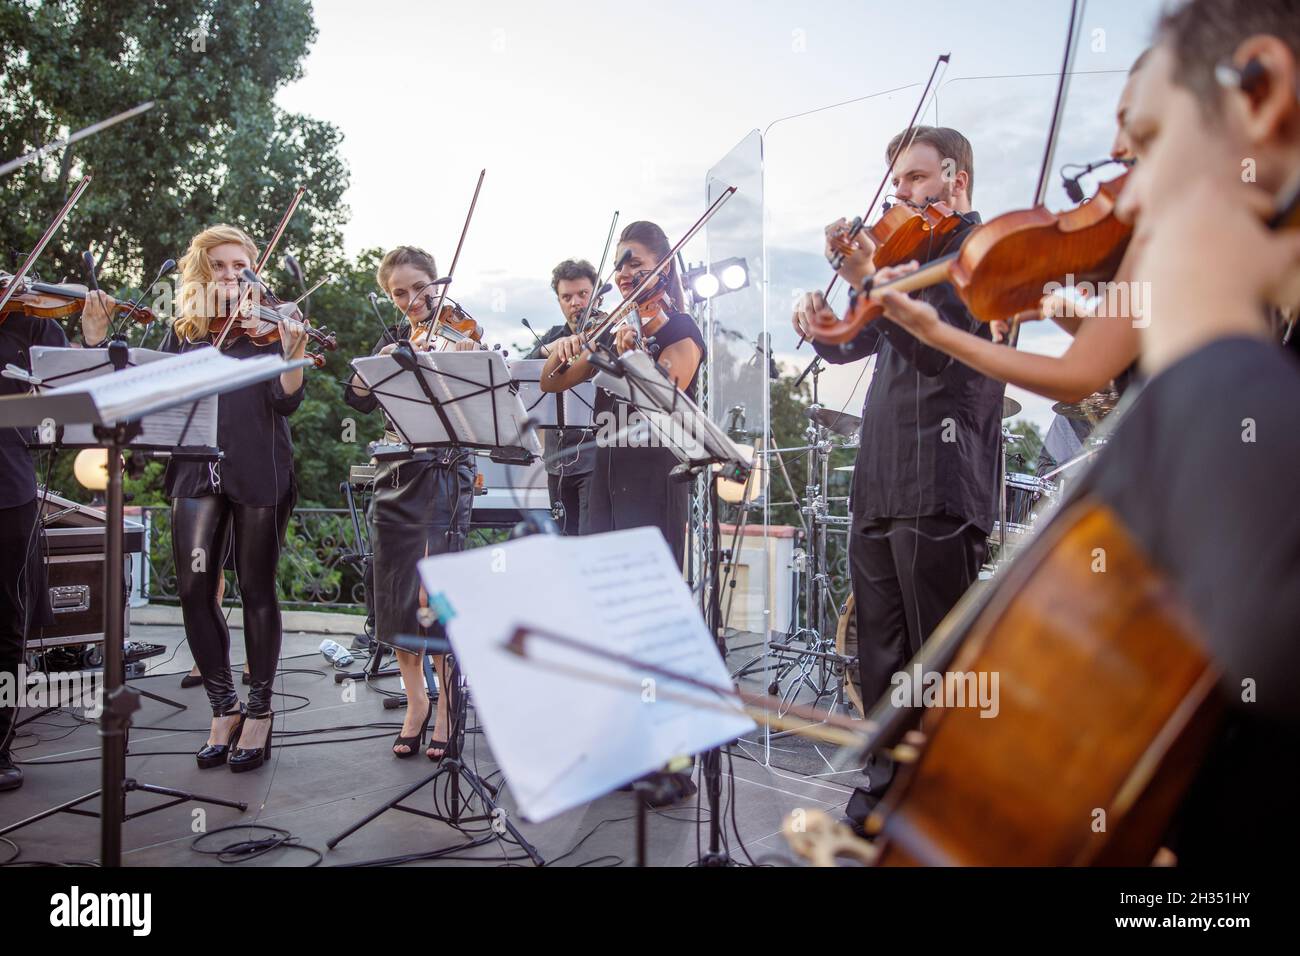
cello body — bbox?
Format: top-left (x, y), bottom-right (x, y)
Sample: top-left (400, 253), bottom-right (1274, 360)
top-left (866, 500), bottom-right (1222, 866)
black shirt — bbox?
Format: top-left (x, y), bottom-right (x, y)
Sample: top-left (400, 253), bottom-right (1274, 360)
top-left (812, 213), bottom-right (1005, 533)
top-left (159, 328), bottom-right (304, 507)
top-left (526, 322), bottom-right (595, 477)
top-left (1079, 335), bottom-right (1300, 863)
top-left (0, 313), bottom-right (69, 508)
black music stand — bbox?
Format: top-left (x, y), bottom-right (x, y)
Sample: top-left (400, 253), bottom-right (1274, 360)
top-left (27, 344), bottom-right (216, 713)
top-left (509, 357), bottom-right (597, 433)
top-left (327, 346), bottom-right (544, 863)
top-left (592, 348), bottom-right (751, 866)
top-left (0, 344), bottom-right (308, 866)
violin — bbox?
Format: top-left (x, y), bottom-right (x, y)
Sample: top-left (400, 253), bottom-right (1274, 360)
top-left (0, 273), bottom-right (155, 326)
top-left (207, 280), bottom-right (339, 368)
top-left (808, 172), bottom-right (1132, 345)
top-left (410, 299), bottom-right (484, 351)
top-left (583, 269), bottom-right (672, 352)
top-left (829, 198), bottom-right (968, 273)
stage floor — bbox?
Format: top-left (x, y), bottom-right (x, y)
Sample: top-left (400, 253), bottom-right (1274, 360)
top-left (2, 619), bottom-right (866, 867)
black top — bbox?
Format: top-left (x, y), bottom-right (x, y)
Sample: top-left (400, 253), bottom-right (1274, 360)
top-left (0, 313), bottom-right (69, 508)
top-left (527, 322), bottom-right (595, 477)
top-left (594, 308), bottom-right (706, 405)
top-left (1078, 335), bottom-right (1300, 863)
top-left (159, 328), bottom-right (304, 507)
top-left (342, 325), bottom-right (473, 467)
top-left (812, 213), bottom-right (1005, 532)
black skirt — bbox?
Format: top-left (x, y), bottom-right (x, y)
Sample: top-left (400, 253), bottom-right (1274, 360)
top-left (585, 423), bottom-right (690, 569)
top-left (369, 457), bottom-right (475, 648)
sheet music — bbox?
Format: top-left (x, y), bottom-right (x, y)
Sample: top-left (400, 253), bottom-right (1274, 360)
top-left (29, 346), bottom-right (218, 449)
top-left (509, 358), bottom-right (596, 429)
top-left (0, 346), bottom-right (306, 430)
top-left (593, 350), bottom-right (748, 466)
top-left (352, 350), bottom-right (541, 455)
top-left (418, 527), bottom-right (754, 822)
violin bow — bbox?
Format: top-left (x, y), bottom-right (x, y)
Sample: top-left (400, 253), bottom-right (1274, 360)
top-left (825, 53), bottom-right (950, 297)
top-left (796, 53), bottom-right (950, 349)
top-left (213, 185), bottom-right (306, 351)
top-left (424, 168), bottom-right (486, 346)
top-left (1007, 0), bottom-right (1086, 349)
top-left (565, 185), bottom-right (738, 366)
top-left (0, 175), bottom-right (93, 316)
top-left (573, 209), bottom-right (621, 336)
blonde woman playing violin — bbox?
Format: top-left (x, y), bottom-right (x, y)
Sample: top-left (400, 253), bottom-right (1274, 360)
top-left (162, 224), bottom-right (310, 775)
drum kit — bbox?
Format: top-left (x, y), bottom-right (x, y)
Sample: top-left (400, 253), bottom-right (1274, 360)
top-left (738, 376), bottom-right (1122, 722)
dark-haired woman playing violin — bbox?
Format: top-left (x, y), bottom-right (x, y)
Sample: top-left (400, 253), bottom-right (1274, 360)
top-left (161, 224), bottom-right (310, 774)
top-left (344, 245), bottom-right (478, 761)
top-left (541, 221), bottom-right (705, 570)
top-left (541, 220), bottom-right (705, 808)
top-left (1, 289), bottom-right (115, 792)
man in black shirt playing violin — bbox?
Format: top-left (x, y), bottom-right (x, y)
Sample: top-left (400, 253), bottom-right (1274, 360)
top-left (526, 259), bottom-right (600, 535)
top-left (793, 126), bottom-right (1004, 817)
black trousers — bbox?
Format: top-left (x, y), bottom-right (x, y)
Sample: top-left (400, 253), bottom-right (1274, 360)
top-left (0, 499), bottom-right (45, 757)
top-left (171, 494), bottom-right (291, 718)
top-left (849, 513), bottom-right (986, 791)
top-left (547, 470), bottom-right (592, 536)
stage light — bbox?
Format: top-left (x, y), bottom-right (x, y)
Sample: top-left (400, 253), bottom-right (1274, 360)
top-left (721, 263), bottom-right (748, 291)
top-left (692, 272), bottom-right (720, 299)
top-left (683, 256), bottom-right (751, 304)
top-left (74, 448), bottom-right (110, 491)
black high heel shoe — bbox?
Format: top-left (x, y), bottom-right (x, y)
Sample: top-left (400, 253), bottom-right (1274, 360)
top-left (196, 704), bottom-right (246, 769)
top-left (392, 696), bottom-right (431, 759)
top-left (181, 671), bottom-right (203, 689)
top-left (229, 712), bottom-right (273, 773)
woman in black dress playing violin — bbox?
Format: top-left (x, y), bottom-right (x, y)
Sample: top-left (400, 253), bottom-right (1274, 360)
top-left (162, 224), bottom-right (310, 773)
top-left (541, 220), bottom-right (705, 569)
top-left (540, 220), bottom-right (705, 805)
top-left (344, 246), bottom-right (478, 760)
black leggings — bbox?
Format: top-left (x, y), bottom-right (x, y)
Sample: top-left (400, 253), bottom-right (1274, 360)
top-left (171, 494), bottom-right (289, 717)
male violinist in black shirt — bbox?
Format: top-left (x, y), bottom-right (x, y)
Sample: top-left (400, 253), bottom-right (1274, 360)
top-left (792, 127), bottom-right (1004, 816)
top-left (0, 288), bottom-right (115, 792)
top-left (526, 258), bottom-right (600, 535)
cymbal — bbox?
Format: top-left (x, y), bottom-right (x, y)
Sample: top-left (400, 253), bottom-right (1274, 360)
top-left (1052, 387), bottom-right (1119, 422)
top-left (1002, 395), bottom-right (1022, 419)
top-left (805, 406), bottom-right (861, 438)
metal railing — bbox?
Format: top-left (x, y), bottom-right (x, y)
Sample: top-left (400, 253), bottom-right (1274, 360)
top-left (138, 505), bottom-right (511, 610)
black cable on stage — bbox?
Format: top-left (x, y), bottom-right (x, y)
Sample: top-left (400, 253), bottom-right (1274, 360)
top-left (726, 745), bottom-right (762, 866)
top-left (191, 824), bottom-right (322, 866)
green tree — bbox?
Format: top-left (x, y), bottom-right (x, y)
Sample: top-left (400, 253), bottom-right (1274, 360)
top-left (1, 1), bottom-right (375, 510)
top-left (1, 0), bottom-right (347, 290)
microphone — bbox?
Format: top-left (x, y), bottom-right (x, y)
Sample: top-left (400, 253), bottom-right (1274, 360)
top-left (82, 250), bottom-right (99, 291)
top-left (113, 257), bottom-right (176, 341)
top-left (521, 317), bottom-right (545, 349)
top-left (1061, 157), bottom-right (1134, 203)
top-left (284, 254), bottom-right (309, 320)
top-left (397, 277), bottom-right (452, 335)
top-left (391, 340), bottom-right (418, 372)
top-left (369, 291), bottom-right (400, 348)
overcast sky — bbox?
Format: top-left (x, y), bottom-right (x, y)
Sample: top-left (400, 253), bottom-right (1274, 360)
top-left (278, 0), bottom-right (1165, 435)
